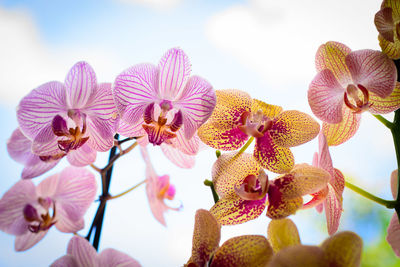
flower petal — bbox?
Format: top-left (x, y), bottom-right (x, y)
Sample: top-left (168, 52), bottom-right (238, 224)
top-left (51, 255), bottom-right (79, 267)
top-left (161, 143), bottom-right (195, 169)
top-left (17, 81), bottom-right (67, 140)
top-left (378, 33), bottom-right (400, 59)
top-left (369, 82), bottom-right (400, 114)
top-left (308, 69), bottom-right (345, 123)
top-left (31, 124), bottom-right (60, 157)
top-left (254, 133), bottom-right (294, 174)
top-left (375, 7), bottom-right (395, 42)
top-left (252, 99), bottom-right (283, 119)
top-left (67, 143), bottom-right (97, 167)
top-left (99, 248), bottom-right (141, 267)
top-left (387, 212), bottom-right (400, 257)
top-left (113, 63), bottom-right (158, 126)
top-left (270, 110), bottom-right (320, 147)
top-left (15, 230), bottom-right (47, 251)
top-left (266, 193), bottom-right (303, 219)
top-left (64, 61), bottom-right (97, 108)
top-left (67, 236), bottom-right (98, 267)
top-left (320, 231), bottom-right (362, 267)
top-left (267, 218), bottom-right (300, 253)
top-left (268, 245), bottom-right (328, 267)
top-left (169, 128), bottom-right (200, 155)
top-left (391, 169), bottom-right (398, 199)
top-left (317, 132), bottom-right (334, 177)
top-left (322, 106), bottom-right (361, 146)
top-left (210, 194), bottom-right (267, 225)
top-left (86, 116), bottom-right (116, 152)
top-left (174, 75), bottom-right (216, 139)
top-left (315, 41), bottom-right (352, 87)
top-left (158, 48), bottom-right (191, 99)
top-left (324, 183), bottom-right (343, 235)
top-left (346, 50), bottom-right (396, 98)
top-left (210, 235), bottom-right (273, 267)
top-left (186, 209), bottom-right (220, 267)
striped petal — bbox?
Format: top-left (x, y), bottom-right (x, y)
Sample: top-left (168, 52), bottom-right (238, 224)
top-left (117, 120), bottom-right (146, 138)
top-left (17, 81), bottom-right (67, 140)
top-left (210, 235), bottom-right (273, 267)
top-left (65, 62), bottom-right (97, 109)
top-left (99, 249), bottom-right (141, 267)
top-left (387, 212), bottom-right (400, 257)
top-left (267, 218), bottom-right (301, 253)
top-left (322, 106), bottom-right (361, 146)
top-left (320, 231), bottom-right (362, 267)
top-left (346, 50), bottom-right (396, 98)
top-left (308, 69), bottom-right (345, 124)
top-left (369, 82), bottom-right (400, 114)
top-left (174, 75), bottom-right (216, 139)
top-left (161, 143), bottom-right (195, 169)
top-left (382, 0), bottom-right (400, 17)
top-left (269, 110), bottom-right (320, 147)
top-left (86, 116), bottom-right (116, 152)
top-left (254, 133), bottom-right (294, 174)
top-left (67, 143), bottom-right (97, 167)
top-left (113, 63), bottom-right (158, 126)
top-left (324, 182), bottom-right (343, 236)
top-left (67, 236), bottom-right (98, 267)
top-left (315, 41), bottom-right (352, 87)
top-left (15, 231), bottom-right (47, 252)
top-left (210, 194), bottom-right (267, 225)
top-left (379, 33), bottom-right (400, 59)
top-left (375, 7), bottom-right (395, 42)
top-left (158, 48), bottom-right (191, 99)
top-left (268, 245), bottom-right (327, 267)
top-left (51, 255), bottom-right (79, 267)
top-left (169, 128), bottom-right (200, 155)
top-left (378, 0), bottom-right (400, 59)
top-left (186, 209), bottom-right (220, 267)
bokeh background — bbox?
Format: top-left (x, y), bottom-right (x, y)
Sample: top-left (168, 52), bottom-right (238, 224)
top-left (0, 0), bottom-right (399, 266)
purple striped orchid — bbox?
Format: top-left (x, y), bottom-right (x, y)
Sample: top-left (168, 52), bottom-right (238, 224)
top-left (308, 41), bottom-right (400, 146)
top-left (0, 166), bottom-right (97, 251)
top-left (16, 61), bottom-right (119, 167)
top-left (113, 48), bottom-right (216, 168)
top-left (51, 235), bottom-right (141, 267)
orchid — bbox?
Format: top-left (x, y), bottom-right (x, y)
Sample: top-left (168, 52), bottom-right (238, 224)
top-left (140, 146), bottom-right (179, 226)
top-left (302, 132), bottom-right (345, 235)
top-left (0, 166), bottom-right (97, 251)
top-left (208, 152), bottom-right (330, 225)
top-left (185, 209), bottom-right (273, 267)
top-left (375, 0), bottom-right (400, 59)
top-left (113, 48), bottom-right (216, 168)
top-left (51, 235), bottom-right (141, 267)
top-left (387, 169), bottom-right (400, 257)
top-left (7, 128), bottom-right (60, 179)
top-left (308, 41), bottom-right (400, 146)
top-left (16, 61), bottom-right (119, 167)
top-left (198, 90), bottom-right (320, 173)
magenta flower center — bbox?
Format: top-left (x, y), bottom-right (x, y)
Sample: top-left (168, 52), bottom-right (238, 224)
top-left (235, 172), bottom-right (269, 201)
top-left (343, 84), bottom-right (370, 113)
top-left (23, 197), bottom-right (57, 233)
top-left (238, 110), bottom-right (273, 138)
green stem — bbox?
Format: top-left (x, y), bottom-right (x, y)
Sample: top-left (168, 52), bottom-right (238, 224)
top-left (345, 181), bottom-right (396, 209)
top-left (108, 179), bottom-right (146, 200)
top-left (236, 137), bottom-right (254, 157)
top-left (390, 110), bottom-right (400, 221)
top-left (204, 179), bottom-right (219, 204)
top-left (373, 114), bottom-right (393, 129)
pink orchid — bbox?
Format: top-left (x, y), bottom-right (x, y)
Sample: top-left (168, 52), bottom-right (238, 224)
top-left (0, 166), bottom-right (97, 251)
top-left (113, 48), bottom-right (216, 167)
top-left (308, 41), bottom-right (400, 145)
top-left (302, 132), bottom-right (345, 235)
top-left (387, 169), bottom-right (400, 257)
top-left (51, 235), bottom-right (141, 267)
top-left (16, 61), bottom-right (119, 166)
top-left (140, 146), bottom-right (179, 226)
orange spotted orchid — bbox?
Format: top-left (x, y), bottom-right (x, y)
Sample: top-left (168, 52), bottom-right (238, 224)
top-left (308, 41), bottom-right (400, 146)
top-left (198, 90), bottom-right (320, 174)
top-left (208, 152), bottom-right (330, 225)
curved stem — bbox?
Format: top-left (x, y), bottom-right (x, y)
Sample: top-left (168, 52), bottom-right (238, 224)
top-left (108, 179), bottom-right (147, 200)
top-left (345, 181), bottom-right (396, 209)
top-left (373, 114), bottom-right (393, 129)
top-left (236, 137), bottom-right (254, 157)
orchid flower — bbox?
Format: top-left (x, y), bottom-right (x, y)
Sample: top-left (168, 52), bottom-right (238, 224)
top-left (185, 209), bottom-right (273, 267)
top-left (302, 132), bottom-right (345, 235)
top-left (308, 41), bottom-right (400, 146)
top-left (208, 152), bottom-right (330, 225)
top-left (198, 90), bottom-right (320, 174)
top-left (51, 235), bottom-right (141, 267)
top-left (140, 146), bottom-right (179, 226)
top-left (7, 128), bottom-right (60, 179)
top-left (0, 166), bottom-right (97, 251)
top-left (387, 169), bottom-right (400, 257)
top-left (113, 48), bottom-right (216, 168)
top-left (267, 218), bottom-right (363, 267)
top-left (16, 61), bottom-right (119, 167)
top-left (375, 0), bottom-right (400, 59)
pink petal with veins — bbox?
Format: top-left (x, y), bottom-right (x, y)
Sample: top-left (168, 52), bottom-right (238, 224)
top-left (67, 236), bottom-right (98, 267)
top-left (51, 255), bottom-right (79, 267)
top-left (67, 143), bottom-right (97, 167)
top-left (15, 230), bottom-right (47, 251)
top-left (161, 143), bottom-right (195, 169)
top-left (169, 129), bottom-right (200, 155)
top-left (117, 120), bottom-right (147, 138)
top-left (99, 249), bottom-right (141, 267)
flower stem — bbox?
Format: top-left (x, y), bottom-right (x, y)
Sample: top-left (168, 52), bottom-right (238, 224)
top-left (204, 179), bottom-right (219, 203)
top-left (390, 109), bottom-right (400, 221)
top-left (373, 114), bottom-right (393, 129)
top-left (345, 181), bottom-right (396, 209)
top-left (236, 137), bottom-right (254, 157)
top-left (108, 179), bottom-right (147, 200)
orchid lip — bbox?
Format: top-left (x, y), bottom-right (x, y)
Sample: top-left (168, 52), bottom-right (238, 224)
top-left (235, 172), bottom-right (269, 201)
top-left (343, 84), bottom-right (370, 113)
top-left (24, 199), bottom-right (57, 233)
top-left (238, 110), bottom-right (272, 138)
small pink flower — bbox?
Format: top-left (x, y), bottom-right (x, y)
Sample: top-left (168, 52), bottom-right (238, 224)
top-left (114, 48), bottom-right (216, 167)
top-left (140, 146), bottom-right (179, 226)
top-left (387, 169), bottom-right (400, 257)
top-left (51, 235), bottom-right (141, 267)
top-left (0, 167), bottom-right (97, 251)
top-left (16, 61), bottom-right (119, 165)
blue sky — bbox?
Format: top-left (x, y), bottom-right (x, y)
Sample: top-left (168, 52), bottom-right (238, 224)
top-left (0, 0), bottom-right (398, 266)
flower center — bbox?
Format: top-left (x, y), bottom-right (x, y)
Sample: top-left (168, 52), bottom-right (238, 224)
top-left (238, 110), bottom-right (272, 138)
top-left (142, 102), bottom-right (183, 146)
top-left (23, 197), bottom-right (57, 233)
top-left (343, 84), bottom-right (371, 113)
top-left (157, 175), bottom-right (176, 200)
top-left (235, 171), bottom-right (269, 200)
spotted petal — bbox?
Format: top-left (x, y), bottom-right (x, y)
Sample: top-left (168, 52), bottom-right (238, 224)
top-left (210, 235), bottom-right (273, 267)
top-left (252, 99), bottom-right (282, 119)
top-left (369, 82), bottom-right (400, 114)
top-left (197, 123), bottom-right (248, 151)
top-left (267, 218), bottom-right (301, 253)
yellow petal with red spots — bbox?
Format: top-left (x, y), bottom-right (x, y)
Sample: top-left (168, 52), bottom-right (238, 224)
top-left (197, 123), bottom-right (248, 151)
top-left (320, 231), bottom-right (363, 267)
top-left (266, 195), bottom-right (303, 219)
top-left (210, 235), bottom-right (273, 267)
top-left (268, 245), bottom-right (328, 267)
top-left (252, 99), bottom-right (283, 120)
top-left (185, 209), bottom-right (221, 267)
top-left (269, 110), bottom-right (320, 147)
top-left (267, 218), bottom-right (301, 253)
top-left (369, 82), bottom-right (400, 114)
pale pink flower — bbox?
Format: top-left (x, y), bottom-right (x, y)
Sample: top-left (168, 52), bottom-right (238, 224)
top-left (387, 169), bottom-right (400, 257)
top-left (114, 48), bottom-right (216, 168)
top-left (16, 61), bottom-right (119, 165)
top-left (51, 235), bottom-right (141, 267)
top-left (0, 166), bottom-right (97, 251)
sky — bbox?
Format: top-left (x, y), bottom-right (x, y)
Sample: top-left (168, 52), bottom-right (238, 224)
top-left (0, 0), bottom-right (399, 266)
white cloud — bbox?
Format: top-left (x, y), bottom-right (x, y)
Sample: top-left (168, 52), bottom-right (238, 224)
top-left (117, 0), bottom-right (182, 10)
